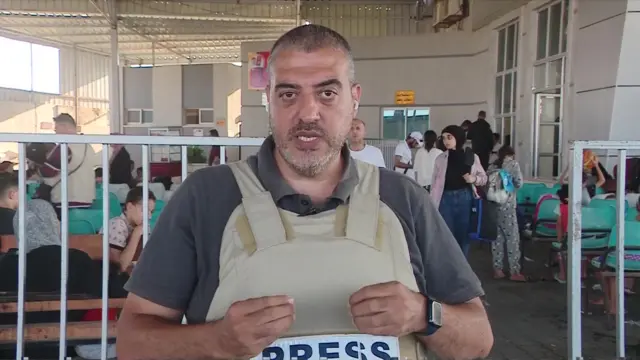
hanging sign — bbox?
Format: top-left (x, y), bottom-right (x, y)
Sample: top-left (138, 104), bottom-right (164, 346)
top-left (395, 90), bottom-right (415, 105)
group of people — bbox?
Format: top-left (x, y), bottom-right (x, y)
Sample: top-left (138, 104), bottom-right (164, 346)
top-left (348, 112), bottom-right (526, 282)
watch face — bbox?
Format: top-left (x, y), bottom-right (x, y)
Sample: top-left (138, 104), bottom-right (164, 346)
top-left (431, 301), bottom-right (443, 327)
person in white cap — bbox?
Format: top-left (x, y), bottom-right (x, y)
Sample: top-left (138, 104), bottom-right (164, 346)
top-left (394, 131), bottom-right (423, 179)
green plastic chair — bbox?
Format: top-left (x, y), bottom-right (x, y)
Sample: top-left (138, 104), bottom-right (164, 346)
top-left (627, 208), bottom-right (639, 221)
top-left (551, 206), bottom-right (617, 250)
top-left (532, 198), bottom-right (560, 238)
top-left (517, 183), bottom-right (547, 205)
top-left (91, 192), bottom-right (123, 219)
top-left (588, 198), bottom-right (629, 209)
top-left (95, 183), bottom-right (103, 199)
top-left (591, 221), bottom-right (640, 271)
top-left (69, 208), bottom-right (103, 233)
top-left (149, 200), bottom-right (165, 230)
top-left (69, 219), bottom-right (97, 235)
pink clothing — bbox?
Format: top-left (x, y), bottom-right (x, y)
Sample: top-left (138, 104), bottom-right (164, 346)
top-left (429, 151), bottom-right (488, 208)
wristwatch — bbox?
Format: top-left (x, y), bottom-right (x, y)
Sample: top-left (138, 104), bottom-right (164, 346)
top-left (419, 297), bottom-right (443, 336)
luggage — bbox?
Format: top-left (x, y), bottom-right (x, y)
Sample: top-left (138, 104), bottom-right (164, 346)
top-left (469, 199), bottom-right (498, 241)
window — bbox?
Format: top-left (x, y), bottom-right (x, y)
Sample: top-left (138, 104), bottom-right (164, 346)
top-left (149, 128), bottom-right (181, 163)
top-left (533, 0), bottom-right (569, 91)
top-left (382, 108), bottom-right (430, 140)
top-left (0, 36), bottom-right (60, 94)
top-left (494, 21), bottom-right (519, 147)
top-left (126, 109), bottom-right (153, 125)
top-left (184, 109), bottom-right (214, 125)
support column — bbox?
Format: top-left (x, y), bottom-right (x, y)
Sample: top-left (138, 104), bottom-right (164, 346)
top-left (295, 0), bottom-right (301, 26)
top-left (109, 3), bottom-right (121, 133)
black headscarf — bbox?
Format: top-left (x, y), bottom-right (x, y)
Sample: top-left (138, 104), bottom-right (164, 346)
top-left (442, 125), bottom-right (471, 180)
top-left (441, 125), bottom-right (466, 151)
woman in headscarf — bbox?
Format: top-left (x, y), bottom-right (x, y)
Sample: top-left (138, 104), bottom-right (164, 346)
top-left (430, 125), bottom-right (487, 257)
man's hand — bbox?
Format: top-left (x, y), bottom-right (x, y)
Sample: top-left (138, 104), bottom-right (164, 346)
top-left (349, 281), bottom-right (426, 337)
top-left (213, 296), bottom-right (295, 358)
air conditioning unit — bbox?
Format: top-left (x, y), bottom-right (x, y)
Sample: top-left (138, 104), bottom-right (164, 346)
top-left (433, 0), bottom-right (469, 29)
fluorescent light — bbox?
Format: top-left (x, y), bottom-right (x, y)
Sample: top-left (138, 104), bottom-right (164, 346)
top-left (231, 62), bottom-right (242, 67)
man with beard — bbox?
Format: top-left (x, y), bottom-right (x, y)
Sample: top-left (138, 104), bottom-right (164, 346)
top-left (117, 24), bottom-right (493, 360)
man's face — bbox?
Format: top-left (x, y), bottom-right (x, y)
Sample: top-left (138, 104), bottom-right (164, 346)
top-left (349, 120), bottom-right (365, 144)
top-left (55, 122), bottom-right (76, 135)
top-left (4, 186), bottom-right (19, 210)
top-left (267, 48), bottom-right (362, 177)
top-left (408, 138), bottom-right (419, 149)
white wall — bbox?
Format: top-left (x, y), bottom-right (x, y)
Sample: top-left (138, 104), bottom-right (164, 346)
top-left (240, 31), bottom-right (492, 151)
top-left (122, 63), bottom-right (243, 167)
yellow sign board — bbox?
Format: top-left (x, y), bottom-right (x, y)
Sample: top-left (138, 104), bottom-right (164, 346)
top-left (395, 90), bottom-right (415, 105)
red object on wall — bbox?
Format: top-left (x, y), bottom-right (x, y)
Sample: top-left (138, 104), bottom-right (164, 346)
top-left (150, 162), bottom-right (182, 178)
top-left (83, 308), bottom-right (119, 321)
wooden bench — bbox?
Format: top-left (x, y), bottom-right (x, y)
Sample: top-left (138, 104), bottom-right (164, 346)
top-left (0, 235), bottom-right (125, 344)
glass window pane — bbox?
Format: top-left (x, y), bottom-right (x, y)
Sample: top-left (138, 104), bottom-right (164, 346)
top-left (495, 76), bottom-right (503, 115)
top-left (142, 110), bottom-right (153, 124)
top-left (537, 8), bottom-right (549, 60)
top-left (506, 24), bottom-right (516, 70)
top-left (538, 124), bottom-right (560, 154)
top-left (548, 59), bottom-right (563, 87)
top-left (514, 23), bottom-right (519, 66)
top-left (538, 95), bottom-right (561, 123)
top-left (495, 118), bottom-right (503, 140)
top-left (534, 63), bottom-right (546, 89)
top-left (503, 73), bottom-right (512, 114)
top-left (538, 155), bottom-right (560, 178)
top-left (382, 108), bottom-right (406, 140)
top-left (503, 117), bottom-right (512, 146)
top-left (497, 28), bottom-right (506, 72)
top-left (562, 0), bottom-right (569, 52)
top-left (0, 37), bottom-right (32, 91)
top-left (406, 108), bottom-right (430, 135)
top-left (512, 73), bottom-right (518, 112)
top-left (32, 44), bottom-right (60, 94)
top-left (548, 3), bottom-right (562, 56)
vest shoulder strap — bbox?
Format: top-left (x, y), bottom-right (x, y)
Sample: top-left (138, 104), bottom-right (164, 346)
top-left (228, 161), bottom-right (291, 251)
top-left (344, 160), bottom-right (382, 247)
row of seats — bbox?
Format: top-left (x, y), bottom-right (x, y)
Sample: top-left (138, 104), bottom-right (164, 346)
top-left (69, 198), bottom-right (166, 235)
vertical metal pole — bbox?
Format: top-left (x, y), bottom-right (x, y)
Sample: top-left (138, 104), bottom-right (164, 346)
top-left (59, 144), bottom-right (70, 359)
top-left (73, 46), bottom-right (79, 122)
top-left (142, 145), bottom-right (149, 246)
top-left (295, 0), bottom-right (301, 26)
top-left (181, 146), bottom-right (188, 181)
top-left (567, 145), bottom-right (583, 360)
top-left (615, 149), bottom-right (627, 358)
top-left (220, 146), bottom-right (226, 165)
top-left (16, 143), bottom-right (27, 360)
top-left (100, 146), bottom-right (111, 360)
top-left (109, 7), bottom-right (121, 133)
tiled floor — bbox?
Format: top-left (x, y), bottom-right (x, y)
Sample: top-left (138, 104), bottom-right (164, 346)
top-left (471, 240), bottom-right (640, 360)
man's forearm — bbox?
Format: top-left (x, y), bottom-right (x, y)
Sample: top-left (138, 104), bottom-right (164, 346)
top-left (117, 313), bottom-right (225, 360)
top-left (418, 299), bottom-right (493, 360)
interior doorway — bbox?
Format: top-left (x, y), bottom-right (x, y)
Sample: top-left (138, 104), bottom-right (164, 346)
top-left (533, 93), bottom-right (562, 178)
top-left (381, 107), bottom-right (430, 140)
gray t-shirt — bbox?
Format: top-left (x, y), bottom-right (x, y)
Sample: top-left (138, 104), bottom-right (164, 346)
top-left (126, 137), bottom-right (484, 324)
top-left (13, 199), bottom-right (61, 253)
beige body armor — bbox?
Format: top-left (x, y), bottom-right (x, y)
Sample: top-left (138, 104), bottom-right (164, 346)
top-left (206, 160), bottom-right (426, 359)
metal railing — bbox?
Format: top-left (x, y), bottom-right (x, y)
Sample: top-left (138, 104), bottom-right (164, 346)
top-left (567, 140), bottom-right (640, 360)
top-left (4, 133), bottom-right (265, 360)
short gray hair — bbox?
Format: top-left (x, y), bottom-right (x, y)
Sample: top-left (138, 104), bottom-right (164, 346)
top-left (268, 24), bottom-right (355, 82)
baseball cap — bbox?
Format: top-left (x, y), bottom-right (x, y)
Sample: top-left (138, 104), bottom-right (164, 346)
top-left (408, 131), bottom-right (423, 142)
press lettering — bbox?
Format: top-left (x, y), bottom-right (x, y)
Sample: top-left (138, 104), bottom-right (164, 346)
top-left (371, 341), bottom-right (397, 360)
top-left (261, 346), bottom-right (284, 360)
top-left (318, 341), bottom-right (340, 359)
top-left (290, 344), bottom-right (312, 360)
top-left (345, 341), bottom-right (368, 360)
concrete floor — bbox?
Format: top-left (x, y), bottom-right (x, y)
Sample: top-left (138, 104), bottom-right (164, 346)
top-left (472, 240), bottom-right (640, 360)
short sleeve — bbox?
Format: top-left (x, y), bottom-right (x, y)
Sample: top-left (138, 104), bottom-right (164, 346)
top-left (414, 190), bottom-right (484, 304)
top-left (106, 218), bottom-right (129, 250)
top-left (375, 148), bottom-right (386, 168)
top-left (124, 177), bottom-right (198, 311)
top-left (394, 143), bottom-right (404, 157)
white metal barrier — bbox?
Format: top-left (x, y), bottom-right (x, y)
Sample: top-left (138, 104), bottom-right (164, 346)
top-left (3, 133), bottom-right (265, 360)
top-left (568, 140), bottom-right (640, 360)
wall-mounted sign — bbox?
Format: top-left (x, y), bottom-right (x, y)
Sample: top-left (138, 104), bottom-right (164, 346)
top-left (248, 51), bottom-right (270, 91)
top-left (395, 90), bottom-right (415, 105)
top-left (216, 119), bottom-right (226, 127)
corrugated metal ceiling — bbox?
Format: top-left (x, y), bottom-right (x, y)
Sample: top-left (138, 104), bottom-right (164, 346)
top-left (0, 0), bottom-right (430, 65)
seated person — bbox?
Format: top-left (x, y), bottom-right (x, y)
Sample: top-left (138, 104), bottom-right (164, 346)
top-left (559, 150), bottom-right (605, 205)
top-left (553, 185), bottom-right (569, 283)
top-left (95, 167), bottom-right (103, 184)
top-left (14, 199), bottom-right (61, 254)
top-left (0, 173), bottom-right (18, 235)
top-left (103, 187), bottom-right (155, 272)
